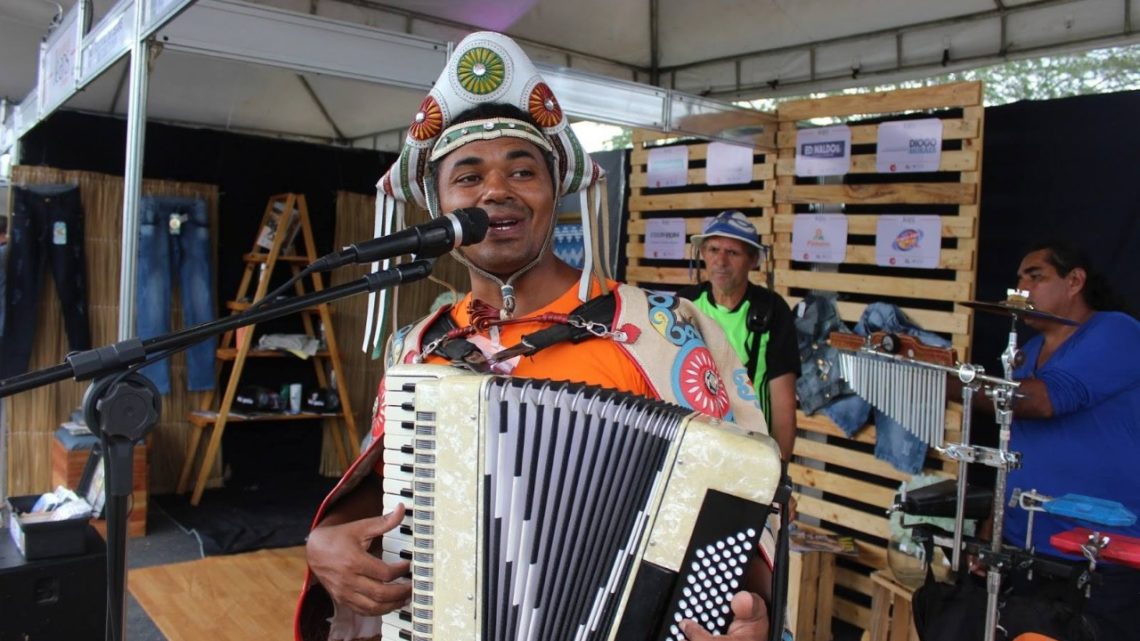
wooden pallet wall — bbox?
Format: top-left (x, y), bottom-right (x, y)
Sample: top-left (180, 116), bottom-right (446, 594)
top-left (624, 130), bottom-right (778, 291)
top-left (774, 81), bottom-right (984, 633)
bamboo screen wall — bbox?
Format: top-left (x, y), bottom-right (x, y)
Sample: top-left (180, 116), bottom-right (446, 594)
top-left (325, 192), bottom-right (471, 474)
top-left (5, 166), bottom-right (219, 495)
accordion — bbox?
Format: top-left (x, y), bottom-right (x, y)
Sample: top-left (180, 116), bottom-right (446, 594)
top-left (378, 364), bottom-right (781, 641)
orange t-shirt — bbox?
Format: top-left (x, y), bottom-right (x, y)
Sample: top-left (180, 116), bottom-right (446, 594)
top-left (426, 282), bottom-right (656, 398)
top-left (369, 283), bottom-right (655, 471)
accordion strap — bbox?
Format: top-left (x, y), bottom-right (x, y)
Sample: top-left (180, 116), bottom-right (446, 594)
top-left (418, 293), bottom-right (622, 369)
top-left (488, 293), bottom-right (620, 364)
top-left (418, 311), bottom-right (489, 371)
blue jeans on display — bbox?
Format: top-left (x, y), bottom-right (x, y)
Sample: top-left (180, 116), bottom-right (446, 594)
top-left (1, 185), bottom-right (92, 379)
top-left (135, 196), bottom-right (216, 394)
top-left (794, 294), bottom-right (857, 414)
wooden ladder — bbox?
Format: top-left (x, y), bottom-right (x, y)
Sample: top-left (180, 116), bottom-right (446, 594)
top-left (177, 193), bottom-right (359, 505)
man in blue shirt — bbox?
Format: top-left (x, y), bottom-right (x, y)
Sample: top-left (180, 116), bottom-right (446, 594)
top-left (988, 240), bottom-right (1139, 641)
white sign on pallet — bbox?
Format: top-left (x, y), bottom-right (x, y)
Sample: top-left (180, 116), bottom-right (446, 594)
top-left (875, 215), bottom-right (942, 268)
top-left (706, 142), bottom-right (754, 185)
top-left (876, 118), bottom-right (944, 173)
top-left (792, 214), bottom-right (848, 263)
top-left (795, 125), bottom-right (851, 177)
top-left (646, 145), bottom-right (689, 188)
top-left (644, 218), bottom-right (687, 259)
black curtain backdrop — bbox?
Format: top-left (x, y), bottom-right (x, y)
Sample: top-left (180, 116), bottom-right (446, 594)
top-left (975, 90), bottom-right (1140, 371)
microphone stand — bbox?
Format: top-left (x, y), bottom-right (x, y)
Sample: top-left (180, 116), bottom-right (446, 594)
top-left (0, 259), bottom-right (435, 641)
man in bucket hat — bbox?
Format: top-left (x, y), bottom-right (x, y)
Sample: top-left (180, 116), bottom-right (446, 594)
top-left (297, 33), bottom-right (777, 641)
top-left (680, 211), bottom-right (800, 462)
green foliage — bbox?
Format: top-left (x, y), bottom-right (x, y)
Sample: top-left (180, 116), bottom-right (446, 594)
top-left (757, 44), bottom-right (1140, 111)
top-left (602, 127), bottom-right (633, 151)
top-left (602, 45), bottom-right (1140, 145)
top-left (938, 45), bottom-right (1140, 105)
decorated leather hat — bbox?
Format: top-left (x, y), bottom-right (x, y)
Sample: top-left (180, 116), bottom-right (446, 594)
top-left (377, 31), bottom-right (603, 210)
top-left (365, 32), bottom-right (613, 351)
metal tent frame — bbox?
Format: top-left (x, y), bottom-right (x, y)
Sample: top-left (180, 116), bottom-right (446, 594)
top-left (0, 0), bottom-right (775, 337)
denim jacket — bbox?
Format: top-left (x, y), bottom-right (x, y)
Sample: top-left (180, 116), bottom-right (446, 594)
top-left (795, 299), bottom-right (950, 475)
top-left (793, 294), bottom-right (856, 414)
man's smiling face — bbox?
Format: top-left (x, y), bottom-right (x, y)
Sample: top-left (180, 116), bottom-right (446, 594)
top-left (435, 137), bottom-right (557, 278)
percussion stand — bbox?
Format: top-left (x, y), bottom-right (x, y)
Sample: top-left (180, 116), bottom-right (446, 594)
top-left (940, 313), bottom-right (1023, 641)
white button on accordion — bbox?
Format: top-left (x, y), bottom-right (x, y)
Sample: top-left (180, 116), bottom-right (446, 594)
top-left (378, 364), bottom-right (781, 641)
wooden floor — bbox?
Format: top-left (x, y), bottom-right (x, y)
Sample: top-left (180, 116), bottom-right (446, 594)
top-left (129, 546), bottom-right (307, 641)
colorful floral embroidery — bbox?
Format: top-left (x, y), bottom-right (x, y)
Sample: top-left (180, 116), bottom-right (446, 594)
top-left (409, 95), bottom-right (443, 141)
top-left (673, 343), bottom-right (732, 419)
top-left (733, 369), bottom-right (761, 406)
top-left (528, 83), bottom-right (562, 128)
top-left (456, 46), bottom-right (505, 96)
top-left (648, 292), bottom-right (700, 346)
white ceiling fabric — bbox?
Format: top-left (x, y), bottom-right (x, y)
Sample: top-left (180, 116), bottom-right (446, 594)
top-left (1, 0), bottom-right (1137, 148)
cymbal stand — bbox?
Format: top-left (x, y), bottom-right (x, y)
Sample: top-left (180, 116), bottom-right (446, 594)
top-left (835, 329), bottom-right (1022, 641)
top-left (938, 313), bottom-right (1023, 641)
top-left (950, 367), bottom-right (980, 574)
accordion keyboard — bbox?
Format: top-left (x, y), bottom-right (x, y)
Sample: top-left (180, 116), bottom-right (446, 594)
top-left (378, 364), bottom-right (780, 641)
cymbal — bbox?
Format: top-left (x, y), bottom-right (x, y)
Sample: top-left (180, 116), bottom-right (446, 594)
top-left (961, 300), bottom-right (1078, 326)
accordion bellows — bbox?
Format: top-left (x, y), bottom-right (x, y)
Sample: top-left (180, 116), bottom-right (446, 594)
top-left (380, 364), bottom-right (781, 641)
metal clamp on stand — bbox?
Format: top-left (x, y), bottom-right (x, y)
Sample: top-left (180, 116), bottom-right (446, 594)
top-left (938, 443), bottom-right (1021, 469)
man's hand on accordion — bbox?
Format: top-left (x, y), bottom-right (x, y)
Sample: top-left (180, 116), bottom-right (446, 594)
top-left (306, 502), bottom-right (412, 616)
top-left (680, 591), bottom-right (770, 641)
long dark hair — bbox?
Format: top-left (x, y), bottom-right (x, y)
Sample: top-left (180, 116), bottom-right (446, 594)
top-left (1027, 240), bottom-right (1130, 314)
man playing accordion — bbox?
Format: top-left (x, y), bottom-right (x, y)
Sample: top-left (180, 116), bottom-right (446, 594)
top-left (298, 32), bottom-right (778, 641)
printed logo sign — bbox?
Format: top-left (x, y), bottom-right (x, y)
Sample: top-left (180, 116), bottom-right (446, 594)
top-left (795, 125), bottom-right (852, 177)
top-left (876, 118), bottom-right (944, 173)
top-left (645, 217), bottom-right (687, 259)
top-left (791, 214), bottom-right (848, 263)
top-left (875, 215), bottom-right (942, 268)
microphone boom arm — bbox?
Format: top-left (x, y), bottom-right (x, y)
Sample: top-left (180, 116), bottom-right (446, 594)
top-left (0, 260), bottom-right (435, 398)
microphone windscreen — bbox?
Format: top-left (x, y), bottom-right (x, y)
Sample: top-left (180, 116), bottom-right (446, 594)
top-left (454, 207), bottom-right (489, 245)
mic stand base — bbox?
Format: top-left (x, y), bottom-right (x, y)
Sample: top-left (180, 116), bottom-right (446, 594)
top-left (83, 371), bottom-right (161, 641)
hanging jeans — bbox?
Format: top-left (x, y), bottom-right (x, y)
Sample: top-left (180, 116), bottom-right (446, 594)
top-left (1, 185), bottom-right (92, 379)
top-left (135, 196), bottom-right (217, 394)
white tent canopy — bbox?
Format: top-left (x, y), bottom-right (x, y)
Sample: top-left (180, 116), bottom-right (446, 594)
top-left (3, 0), bottom-right (1138, 153)
top-left (0, 0), bottom-right (1136, 339)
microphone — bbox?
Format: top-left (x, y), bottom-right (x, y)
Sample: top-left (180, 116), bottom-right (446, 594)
top-left (311, 207), bottom-right (489, 271)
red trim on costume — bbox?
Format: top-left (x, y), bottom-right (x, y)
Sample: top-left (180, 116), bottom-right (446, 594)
top-left (611, 289), bottom-right (660, 401)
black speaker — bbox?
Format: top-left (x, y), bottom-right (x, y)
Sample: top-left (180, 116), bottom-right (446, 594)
top-left (0, 525), bottom-right (106, 640)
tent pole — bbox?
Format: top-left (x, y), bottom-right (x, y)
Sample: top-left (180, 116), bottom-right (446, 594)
top-left (118, 7), bottom-right (150, 342)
